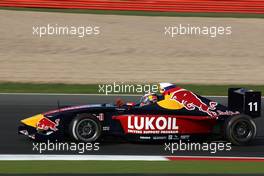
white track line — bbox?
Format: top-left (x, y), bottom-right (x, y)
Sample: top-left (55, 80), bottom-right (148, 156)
top-left (166, 155), bottom-right (264, 161)
top-left (1, 155), bottom-right (264, 161)
top-left (0, 155), bottom-right (167, 161)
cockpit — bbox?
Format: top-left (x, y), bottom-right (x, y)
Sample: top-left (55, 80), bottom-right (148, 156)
top-left (139, 93), bottom-right (158, 106)
top-left (115, 93), bottom-right (159, 108)
top-left (115, 83), bottom-right (174, 108)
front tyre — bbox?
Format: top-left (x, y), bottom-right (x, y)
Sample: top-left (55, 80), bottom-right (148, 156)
top-left (224, 114), bottom-right (256, 145)
top-left (69, 114), bottom-right (101, 142)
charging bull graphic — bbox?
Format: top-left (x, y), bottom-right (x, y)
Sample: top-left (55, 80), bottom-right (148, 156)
top-left (37, 118), bottom-right (60, 131)
top-left (171, 89), bottom-right (218, 118)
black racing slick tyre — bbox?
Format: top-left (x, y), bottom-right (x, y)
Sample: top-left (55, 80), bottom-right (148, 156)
top-left (224, 114), bottom-right (256, 146)
top-left (69, 114), bottom-right (102, 142)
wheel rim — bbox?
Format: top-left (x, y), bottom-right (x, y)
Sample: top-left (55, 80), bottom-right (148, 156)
top-left (232, 120), bottom-right (253, 142)
top-left (76, 119), bottom-right (99, 142)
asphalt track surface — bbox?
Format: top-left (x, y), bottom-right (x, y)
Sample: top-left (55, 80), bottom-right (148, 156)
top-left (0, 94), bottom-right (263, 156)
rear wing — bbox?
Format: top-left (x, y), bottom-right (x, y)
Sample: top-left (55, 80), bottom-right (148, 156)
top-left (228, 88), bottom-right (261, 118)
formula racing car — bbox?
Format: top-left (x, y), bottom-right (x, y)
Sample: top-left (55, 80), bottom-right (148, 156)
top-left (18, 83), bottom-right (262, 145)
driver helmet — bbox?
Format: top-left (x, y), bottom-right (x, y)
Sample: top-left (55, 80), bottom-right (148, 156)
top-left (140, 93), bottom-right (158, 106)
top-left (159, 83), bottom-right (175, 94)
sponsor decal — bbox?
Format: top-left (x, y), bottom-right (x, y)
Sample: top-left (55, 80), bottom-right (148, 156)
top-left (217, 110), bottom-right (240, 116)
top-left (96, 113), bottom-right (104, 121)
top-left (157, 87), bottom-right (218, 118)
top-left (140, 136), bottom-right (151, 140)
top-left (28, 134), bottom-right (36, 140)
top-left (115, 115), bottom-right (179, 134)
top-left (180, 135), bottom-right (190, 140)
top-left (102, 126), bottom-right (110, 131)
top-left (153, 136), bottom-right (167, 140)
top-left (171, 89), bottom-right (218, 118)
top-left (157, 92), bottom-right (185, 110)
top-left (37, 118), bottom-right (60, 131)
top-left (20, 130), bottom-right (29, 135)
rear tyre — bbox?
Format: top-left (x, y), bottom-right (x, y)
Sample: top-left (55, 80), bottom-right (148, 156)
top-left (69, 114), bottom-right (101, 142)
top-left (224, 114), bottom-right (256, 145)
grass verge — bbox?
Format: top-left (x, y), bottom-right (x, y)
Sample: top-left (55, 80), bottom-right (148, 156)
top-left (0, 82), bottom-right (263, 96)
top-left (0, 160), bottom-right (264, 174)
top-left (1, 7), bottom-right (264, 18)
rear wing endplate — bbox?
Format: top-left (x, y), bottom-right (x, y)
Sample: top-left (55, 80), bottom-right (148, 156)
top-left (228, 88), bottom-right (261, 118)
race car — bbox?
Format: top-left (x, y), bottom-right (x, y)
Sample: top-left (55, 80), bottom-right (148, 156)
top-left (18, 83), bottom-right (262, 145)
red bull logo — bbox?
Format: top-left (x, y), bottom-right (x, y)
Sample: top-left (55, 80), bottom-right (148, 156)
top-left (171, 89), bottom-right (218, 118)
top-left (37, 118), bottom-right (60, 131)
